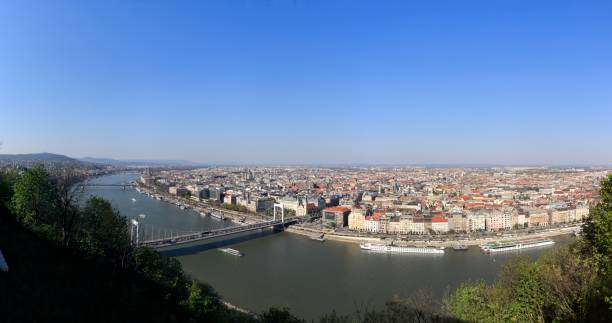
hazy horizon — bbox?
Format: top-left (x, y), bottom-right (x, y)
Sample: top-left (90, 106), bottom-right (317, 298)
top-left (1, 1), bottom-right (611, 165)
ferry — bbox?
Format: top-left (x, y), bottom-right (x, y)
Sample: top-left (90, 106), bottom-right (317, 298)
top-left (309, 234), bottom-right (326, 242)
top-left (211, 212), bottom-right (225, 220)
top-left (480, 239), bottom-right (555, 253)
top-left (218, 248), bottom-right (244, 257)
top-left (360, 243), bottom-right (445, 254)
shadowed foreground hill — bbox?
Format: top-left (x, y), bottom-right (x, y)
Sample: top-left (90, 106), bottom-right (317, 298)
top-left (0, 214), bottom-right (192, 323)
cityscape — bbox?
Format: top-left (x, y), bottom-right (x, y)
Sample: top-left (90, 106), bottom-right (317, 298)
top-left (137, 166), bottom-right (599, 242)
top-left (1, 1), bottom-right (611, 322)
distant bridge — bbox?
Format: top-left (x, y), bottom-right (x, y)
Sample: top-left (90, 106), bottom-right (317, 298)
top-left (78, 183), bottom-right (137, 190)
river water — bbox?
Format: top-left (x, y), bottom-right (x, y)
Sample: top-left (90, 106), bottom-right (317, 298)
top-left (83, 172), bottom-right (573, 320)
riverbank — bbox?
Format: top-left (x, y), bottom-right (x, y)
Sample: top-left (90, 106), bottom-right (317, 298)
top-left (136, 183), bottom-right (266, 226)
top-left (286, 224), bottom-right (581, 248)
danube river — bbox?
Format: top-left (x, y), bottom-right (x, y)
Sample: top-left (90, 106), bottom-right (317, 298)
top-left (83, 172), bottom-right (573, 320)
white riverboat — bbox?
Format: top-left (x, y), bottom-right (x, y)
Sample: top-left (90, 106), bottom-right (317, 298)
top-left (480, 239), bottom-right (555, 253)
top-left (218, 248), bottom-right (244, 257)
top-left (360, 243), bottom-right (445, 254)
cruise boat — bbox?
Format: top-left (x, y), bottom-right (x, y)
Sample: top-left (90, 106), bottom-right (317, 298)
top-left (360, 243), bottom-right (445, 254)
top-left (218, 248), bottom-right (244, 257)
top-left (480, 239), bottom-right (555, 253)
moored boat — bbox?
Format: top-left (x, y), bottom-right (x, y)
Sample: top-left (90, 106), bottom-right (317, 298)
top-left (452, 245), bottom-right (469, 251)
top-left (480, 239), bottom-right (555, 253)
top-left (360, 243), bottom-right (444, 254)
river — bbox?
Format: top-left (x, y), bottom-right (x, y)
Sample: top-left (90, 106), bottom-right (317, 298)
top-left (83, 172), bottom-right (573, 320)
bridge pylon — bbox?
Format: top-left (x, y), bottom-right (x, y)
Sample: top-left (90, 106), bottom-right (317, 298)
top-left (130, 219), bottom-right (140, 246)
top-left (273, 203), bottom-right (284, 222)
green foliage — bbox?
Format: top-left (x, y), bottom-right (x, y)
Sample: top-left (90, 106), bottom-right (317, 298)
top-left (444, 281), bottom-right (495, 322)
top-left (0, 169), bottom-right (18, 207)
top-left (8, 165), bottom-right (62, 242)
top-left (583, 174), bottom-right (612, 273)
top-left (184, 280), bottom-right (217, 316)
top-left (9, 165), bottom-right (56, 227)
top-left (581, 174), bottom-right (612, 314)
top-left (132, 247), bottom-right (189, 302)
top-left (79, 197), bottom-right (130, 259)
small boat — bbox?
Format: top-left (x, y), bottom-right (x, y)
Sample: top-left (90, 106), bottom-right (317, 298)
top-left (211, 212), bottom-right (225, 220)
top-left (452, 245), bottom-right (469, 251)
top-left (137, 214), bottom-right (146, 219)
top-left (180, 205), bottom-right (186, 210)
top-left (309, 234), bottom-right (326, 242)
top-left (131, 198), bottom-right (137, 202)
top-left (218, 248), bottom-right (244, 257)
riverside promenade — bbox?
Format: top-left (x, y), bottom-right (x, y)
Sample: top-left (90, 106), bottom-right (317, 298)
top-left (286, 224), bottom-right (582, 248)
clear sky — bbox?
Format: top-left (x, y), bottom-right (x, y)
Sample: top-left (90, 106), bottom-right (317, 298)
top-left (1, 0), bottom-right (611, 165)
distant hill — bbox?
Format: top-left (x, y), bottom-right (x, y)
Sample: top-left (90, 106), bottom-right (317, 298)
top-left (0, 153), bottom-right (76, 162)
top-left (80, 157), bottom-right (205, 167)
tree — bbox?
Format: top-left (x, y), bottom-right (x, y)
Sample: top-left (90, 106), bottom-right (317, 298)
top-left (581, 174), bottom-right (612, 314)
top-left (10, 165), bottom-right (58, 239)
top-left (52, 170), bottom-right (82, 246)
top-left (132, 247), bottom-right (189, 302)
top-left (184, 280), bottom-right (218, 317)
top-left (80, 196), bottom-right (131, 263)
top-left (583, 174), bottom-right (612, 272)
top-left (0, 169), bottom-right (18, 208)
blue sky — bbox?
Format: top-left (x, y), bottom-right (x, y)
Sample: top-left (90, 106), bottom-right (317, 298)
top-left (1, 0), bottom-right (611, 165)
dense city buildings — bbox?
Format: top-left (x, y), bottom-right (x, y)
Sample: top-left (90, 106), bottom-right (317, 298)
top-left (140, 166), bottom-right (607, 237)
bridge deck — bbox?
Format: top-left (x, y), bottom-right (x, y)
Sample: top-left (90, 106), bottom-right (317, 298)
top-left (141, 217), bottom-right (299, 249)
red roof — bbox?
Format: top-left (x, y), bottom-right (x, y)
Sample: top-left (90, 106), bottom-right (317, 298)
top-left (431, 216), bottom-right (448, 223)
top-left (371, 212), bottom-right (383, 221)
top-left (323, 206), bottom-right (350, 213)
